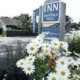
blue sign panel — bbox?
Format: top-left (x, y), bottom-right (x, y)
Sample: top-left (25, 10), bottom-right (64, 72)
top-left (42, 2), bottom-right (59, 23)
top-left (33, 11), bottom-right (36, 33)
top-left (42, 27), bottom-right (59, 42)
top-left (33, 9), bottom-right (39, 33)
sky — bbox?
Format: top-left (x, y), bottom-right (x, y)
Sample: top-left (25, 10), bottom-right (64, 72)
top-left (0, 0), bottom-right (80, 22)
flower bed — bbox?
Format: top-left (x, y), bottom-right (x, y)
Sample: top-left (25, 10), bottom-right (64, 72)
top-left (16, 33), bottom-right (80, 80)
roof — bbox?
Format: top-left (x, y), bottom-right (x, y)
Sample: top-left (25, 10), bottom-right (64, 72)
top-left (0, 17), bottom-right (18, 26)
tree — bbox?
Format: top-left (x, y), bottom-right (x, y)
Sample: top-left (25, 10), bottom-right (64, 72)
top-left (68, 22), bottom-right (78, 29)
top-left (14, 14), bottom-right (32, 32)
top-left (53, 15), bottom-right (73, 28)
top-left (65, 15), bottom-right (73, 29)
top-left (13, 17), bottom-right (19, 20)
top-left (66, 15), bottom-right (73, 24)
top-left (77, 22), bottom-right (80, 28)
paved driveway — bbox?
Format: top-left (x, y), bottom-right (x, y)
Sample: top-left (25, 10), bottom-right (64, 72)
top-left (0, 37), bottom-right (35, 56)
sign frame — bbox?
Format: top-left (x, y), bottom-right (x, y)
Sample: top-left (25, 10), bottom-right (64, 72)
top-left (38, 1), bottom-right (66, 41)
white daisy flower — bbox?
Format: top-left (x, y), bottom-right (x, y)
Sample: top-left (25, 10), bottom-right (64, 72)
top-left (60, 41), bottom-right (68, 51)
top-left (62, 51), bottom-right (71, 56)
top-left (35, 37), bottom-right (43, 44)
top-left (38, 33), bottom-right (45, 39)
top-left (56, 56), bottom-right (69, 68)
top-left (42, 48), bottom-right (51, 55)
top-left (47, 72), bottom-right (60, 80)
top-left (56, 67), bottom-right (70, 80)
top-left (16, 59), bottom-right (25, 68)
top-left (33, 41), bottom-right (42, 48)
top-left (36, 52), bottom-right (45, 60)
top-left (51, 38), bottom-right (60, 49)
top-left (42, 43), bottom-right (51, 50)
top-left (25, 55), bottom-right (36, 63)
top-left (67, 57), bottom-right (76, 66)
top-left (42, 77), bottom-right (44, 80)
top-left (23, 64), bottom-right (35, 75)
top-left (30, 40), bottom-right (41, 48)
top-left (76, 58), bottom-right (80, 66)
top-left (27, 43), bottom-right (38, 55)
top-left (51, 49), bottom-right (61, 57)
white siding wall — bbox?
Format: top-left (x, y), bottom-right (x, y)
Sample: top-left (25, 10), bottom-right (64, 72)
top-left (0, 20), bottom-right (6, 31)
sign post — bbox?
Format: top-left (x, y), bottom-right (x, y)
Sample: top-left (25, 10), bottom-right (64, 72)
top-left (38, 6), bottom-right (42, 34)
top-left (59, 2), bottom-right (66, 41)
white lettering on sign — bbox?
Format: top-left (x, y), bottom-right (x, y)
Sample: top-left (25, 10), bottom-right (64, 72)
top-left (44, 3), bottom-right (59, 12)
top-left (44, 13), bottom-right (58, 17)
top-left (47, 4), bottom-right (53, 12)
top-left (53, 3), bottom-right (59, 11)
top-left (47, 17), bottom-right (54, 20)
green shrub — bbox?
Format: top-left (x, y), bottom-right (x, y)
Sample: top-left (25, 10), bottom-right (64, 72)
top-left (0, 41), bottom-right (30, 80)
top-left (68, 36), bottom-right (80, 57)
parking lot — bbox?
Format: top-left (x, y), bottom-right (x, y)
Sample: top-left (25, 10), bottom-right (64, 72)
top-left (0, 37), bottom-right (35, 56)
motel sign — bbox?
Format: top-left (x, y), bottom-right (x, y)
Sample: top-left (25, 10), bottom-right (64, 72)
top-left (43, 2), bottom-right (60, 23)
top-left (33, 0), bottom-right (66, 41)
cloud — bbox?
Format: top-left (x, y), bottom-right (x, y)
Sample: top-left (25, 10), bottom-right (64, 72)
top-left (62, 0), bottom-right (80, 22)
top-left (0, 0), bottom-right (44, 17)
top-left (0, 0), bottom-right (80, 22)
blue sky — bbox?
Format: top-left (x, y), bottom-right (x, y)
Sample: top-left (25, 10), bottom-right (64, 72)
top-left (0, 0), bottom-right (80, 22)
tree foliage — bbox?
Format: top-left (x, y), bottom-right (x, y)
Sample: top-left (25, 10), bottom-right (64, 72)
top-left (66, 15), bottom-right (80, 29)
top-left (66, 15), bottom-right (73, 23)
top-left (68, 36), bottom-right (80, 57)
top-left (14, 14), bottom-right (32, 32)
top-left (53, 15), bottom-right (72, 27)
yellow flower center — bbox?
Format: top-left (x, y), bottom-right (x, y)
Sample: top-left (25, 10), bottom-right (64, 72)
top-left (36, 44), bottom-right (39, 46)
top-left (29, 58), bottom-right (32, 61)
top-left (61, 61), bottom-right (65, 65)
top-left (45, 45), bottom-right (49, 48)
top-left (27, 67), bottom-right (31, 71)
top-left (46, 50), bottom-right (48, 53)
top-left (34, 42), bottom-right (36, 44)
top-left (20, 62), bottom-right (24, 65)
top-left (38, 39), bottom-right (40, 42)
top-left (54, 43), bottom-right (57, 45)
top-left (61, 71), bottom-right (66, 76)
top-left (52, 77), bottom-right (57, 80)
top-left (60, 43), bottom-right (63, 46)
top-left (30, 47), bottom-right (34, 51)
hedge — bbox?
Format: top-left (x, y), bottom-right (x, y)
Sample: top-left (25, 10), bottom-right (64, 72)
top-left (6, 30), bottom-right (38, 37)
